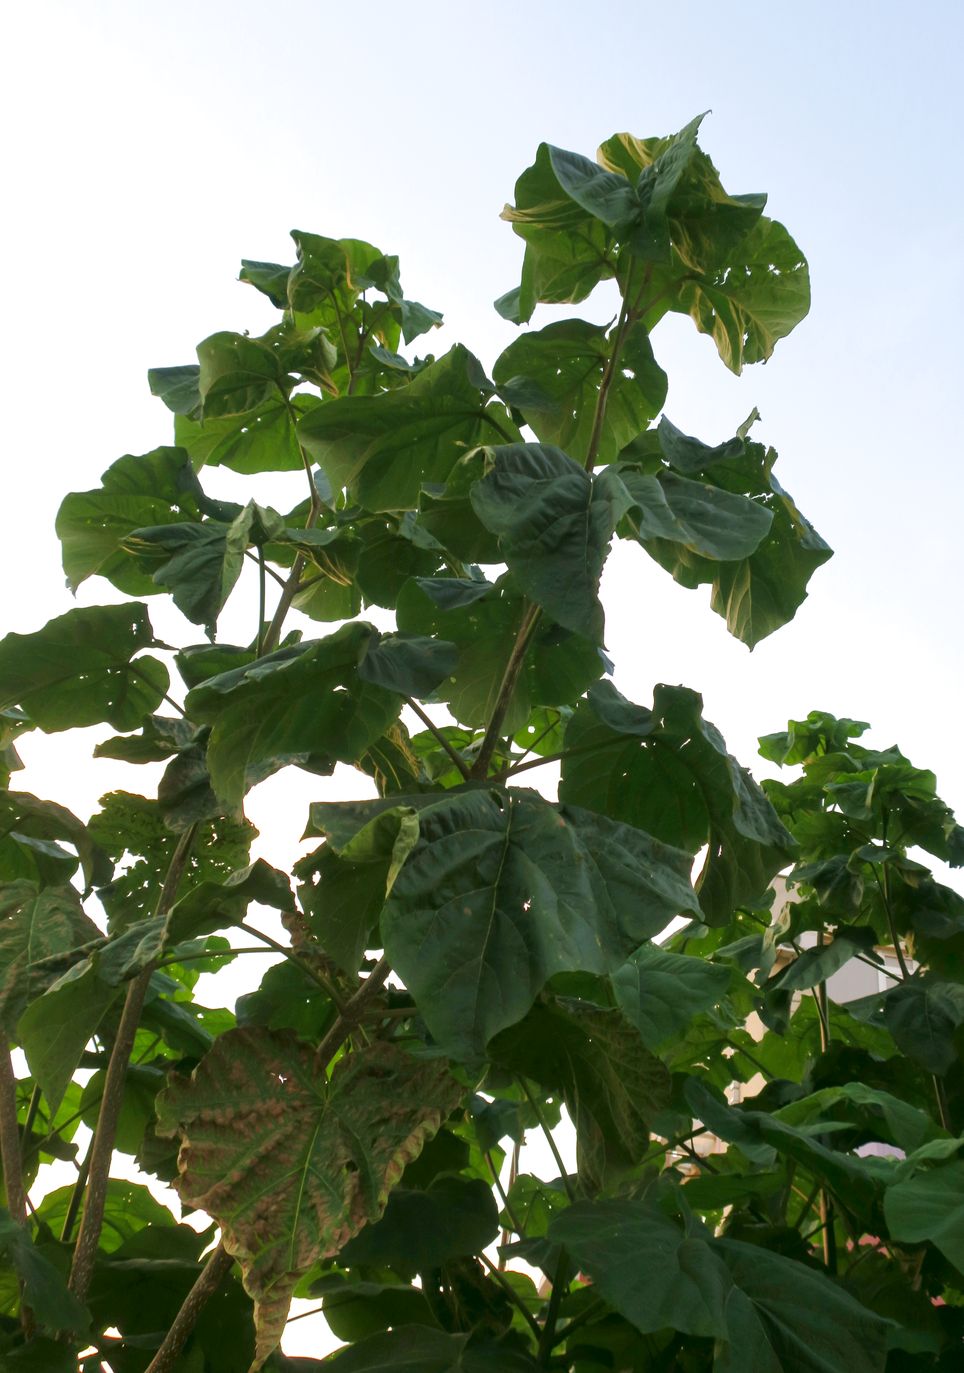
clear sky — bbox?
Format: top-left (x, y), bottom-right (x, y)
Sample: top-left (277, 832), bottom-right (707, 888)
top-left (2, 0), bottom-right (962, 1356)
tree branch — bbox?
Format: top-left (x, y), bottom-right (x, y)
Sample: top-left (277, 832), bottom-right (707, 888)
top-left (69, 825), bottom-right (197, 1303)
top-left (0, 1046), bottom-right (27, 1225)
top-left (143, 1243), bottom-right (234, 1373)
top-left (470, 604), bottom-right (541, 780)
top-left (314, 955), bottom-right (392, 1068)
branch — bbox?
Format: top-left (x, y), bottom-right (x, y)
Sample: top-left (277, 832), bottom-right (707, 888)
top-left (314, 955), bottom-right (392, 1068)
top-left (478, 1252), bottom-right (542, 1343)
top-left (143, 1243), bottom-right (233, 1373)
top-left (516, 1076), bottom-right (575, 1203)
top-left (69, 825), bottom-right (197, 1303)
top-left (470, 604), bottom-right (541, 780)
top-left (237, 920), bottom-right (345, 1011)
top-left (405, 698), bottom-right (470, 780)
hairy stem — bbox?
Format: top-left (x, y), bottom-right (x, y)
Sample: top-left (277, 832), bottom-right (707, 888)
top-left (470, 604), bottom-right (542, 780)
top-left (69, 826), bottom-right (197, 1302)
top-left (143, 1243), bottom-right (233, 1373)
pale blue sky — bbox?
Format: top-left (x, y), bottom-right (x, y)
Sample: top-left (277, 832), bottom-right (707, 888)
top-left (2, 1), bottom-right (962, 1355)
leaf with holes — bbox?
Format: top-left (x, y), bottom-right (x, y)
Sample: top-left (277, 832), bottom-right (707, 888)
top-left (156, 1030), bottom-right (461, 1369)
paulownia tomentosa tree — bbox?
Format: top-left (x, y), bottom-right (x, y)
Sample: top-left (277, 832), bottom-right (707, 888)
top-left (1, 114), bottom-right (962, 1371)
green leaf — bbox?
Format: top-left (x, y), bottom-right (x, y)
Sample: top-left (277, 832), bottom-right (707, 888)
top-left (0, 1208), bottom-right (90, 1334)
top-left (34, 1180), bottom-right (175, 1254)
top-left (0, 791), bottom-right (110, 891)
top-left (879, 977), bottom-right (964, 1075)
top-left (396, 575), bottom-right (604, 731)
top-left (148, 364), bottom-right (202, 418)
top-left (298, 345), bottom-right (512, 512)
top-left (619, 467), bottom-right (773, 562)
top-left (500, 143), bottom-right (616, 323)
top-left (0, 604), bottom-right (169, 733)
top-left (884, 1159), bottom-right (964, 1273)
top-left (627, 422), bottom-right (832, 647)
top-left (174, 393), bottom-right (320, 475)
top-left (597, 114), bottom-right (710, 261)
top-left (0, 881), bottom-right (101, 1031)
top-left (196, 331), bottom-right (282, 418)
top-left (560, 681), bottom-right (795, 923)
top-left (184, 623), bottom-right (402, 810)
top-left (550, 1199), bottom-right (891, 1371)
top-left (236, 959), bottom-right (336, 1040)
top-left (157, 1031), bottom-right (461, 1368)
top-left (676, 215), bottom-right (810, 373)
top-left (381, 787), bottom-right (698, 1059)
top-left (163, 858), bottom-right (293, 945)
top-left (358, 633), bottom-right (457, 699)
top-left (491, 319), bottom-right (666, 465)
top-left (470, 444), bottom-right (634, 643)
top-left (611, 944), bottom-right (732, 1049)
top-left (326, 1327), bottom-right (533, 1373)
top-left (17, 958), bottom-right (121, 1112)
top-left (339, 1176), bottom-right (498, 1275)
top-left (298, 804), bottom-right (420, 974)
top-left (55, 446), bottom-right (200, 594)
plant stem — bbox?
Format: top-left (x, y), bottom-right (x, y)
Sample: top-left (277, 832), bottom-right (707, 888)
top-left (237, 920), bottom-right (345, 1011)
top-left (537, 1251), bottom-right (569, 1366)
top-left (143, 1243), bottom-right (233, 1373)
top-left (584, 293), bottom-right (633, 471)
top-left (0, 1046), bottom-right (27, 1224)
top-left (314, 955), bottom-right (392, 1068)
top-left (550, 1295), bottom-right (606, 1348)
top-left (405, 698), bottom-right (470, 779)
top-left (245, 549), bottom-right (287, 589)
top-left (69, 825), bottom-right (197, 1303)
top-left (485, 1149), bottom-right (523, 1240)
top-left (478, 1252), bottom-right (542, 1342)
top-left (262, 417), bottom-right (324, 655)
top-left (59, 1138), bottom-right (93, 1243)
top-left (256, 550), bottom-right (266, 657)
top-left (516, 1077), bottom-right (574, 1203)
top-left (471, 604), bottom-right (541, 780)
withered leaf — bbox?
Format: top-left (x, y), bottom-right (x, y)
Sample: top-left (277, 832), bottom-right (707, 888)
top-left (156, 1028), bottom-right (461, 1369)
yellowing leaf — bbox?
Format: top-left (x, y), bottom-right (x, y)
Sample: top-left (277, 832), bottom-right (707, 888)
top-left (157, 1030), bottom-right (461, 1369)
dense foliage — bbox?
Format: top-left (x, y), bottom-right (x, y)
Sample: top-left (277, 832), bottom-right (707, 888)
top-left (1, 115), bottom-right (962, 1371)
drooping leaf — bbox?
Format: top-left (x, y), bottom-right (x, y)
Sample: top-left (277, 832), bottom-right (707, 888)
top-left (325, 1326), bottom-right (536, 1373)
top-left (611, 943), bottom-right (733, 1049)
top-left (157, 1031), bottom-right (461, 1369)
top-left (196, 331), bottom-right (282, 418)
top-left (162, 858), bottom-right (293, 945)
top-left (560, 681), bottom-right (795, 923)
top-left (469, 444), bottom-right (634, 643)
top-left (55, 446), bottom-right (200, 595)
top-left (0, 604), bottom-right (169, 733)
top-left (381, 787), bottom-right (699, 1058)
top-left (184, 624), bottom-right (402, 810)
top-left (17, 957), bottom-right (121, 1112)
top-left (0, 791), bottom-right (110, 891)
top-left (357, 632), bottom-right (457, 699)
top-left (175, 393), bottom-right (319, 475)
top-left (492, 319), bottom-right (666, 465)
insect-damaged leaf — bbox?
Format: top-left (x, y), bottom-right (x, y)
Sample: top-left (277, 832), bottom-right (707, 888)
top-left (156, 1030), bottom-right (461, 1370)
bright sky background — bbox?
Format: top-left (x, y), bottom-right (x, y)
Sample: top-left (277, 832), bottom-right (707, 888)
top-left (2, 0), bottom-right (962, 1359)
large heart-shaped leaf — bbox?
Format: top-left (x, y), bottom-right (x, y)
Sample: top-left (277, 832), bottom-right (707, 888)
top-left (611, 943), bottom-right (732, 1049)
top-left (157, 1030), bottom-right (461, 1369)
top-left (380, 787), bottom-right (699, 1059)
